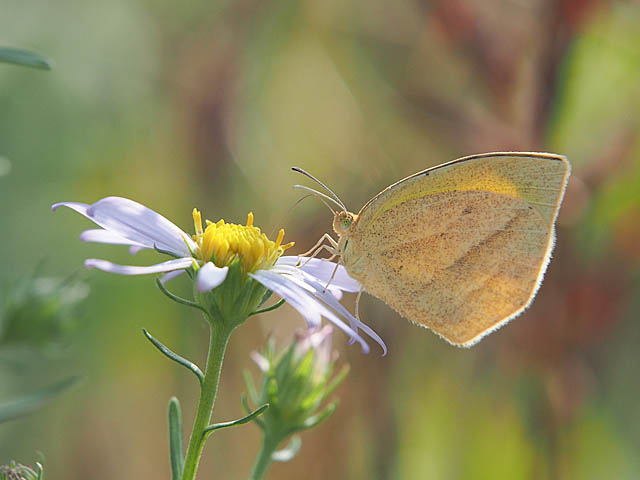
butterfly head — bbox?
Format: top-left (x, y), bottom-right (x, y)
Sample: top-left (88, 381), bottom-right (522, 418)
top-left (333, 211), bottom-right (356, 236)
top-left (290, 167), bottom-right (355, 237)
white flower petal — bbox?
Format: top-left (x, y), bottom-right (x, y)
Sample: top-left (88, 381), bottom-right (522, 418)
top-left (52, 202), bottom-right (89, 215)
top-left (80, 229), bottom-right (146, 247)
top-left (276, 256), bottom-right (360, 292)
top-left (295, 273), bottom-right (387, 355)
top-left (250, 351), bottom-right (270, 372)
top-left (251, 269), bottom-right (322, 327)
top-left (329, 287), bottom-right (343, 301)
top-left (275, 266), bottom-right (386, 355)
top-left (294, 325), bottom-right (333, 367)
top-left (55, 197), bottom-right (196, 257)
top-left (196, 262), bottom-right (229, 292)
top-left (251, 269), bottom-right (370, 353)
top-left (84, 257), bottom-right (193, 275)
top-left (159, 269), bottom-right (186, 284)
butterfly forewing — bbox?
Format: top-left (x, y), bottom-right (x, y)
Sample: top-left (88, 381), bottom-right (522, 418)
top-left (344, 153), bottom-right (570, 346)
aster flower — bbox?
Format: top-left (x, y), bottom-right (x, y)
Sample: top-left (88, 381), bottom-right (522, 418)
top-left (52, 197), bottom-right (385, 354)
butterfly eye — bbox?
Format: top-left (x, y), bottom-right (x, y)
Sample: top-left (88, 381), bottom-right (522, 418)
top-left (332, 212), bottom-right (354, 235)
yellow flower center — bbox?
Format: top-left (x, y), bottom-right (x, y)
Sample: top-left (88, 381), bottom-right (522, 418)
top-left (192, 209), bottom-right (294, 274)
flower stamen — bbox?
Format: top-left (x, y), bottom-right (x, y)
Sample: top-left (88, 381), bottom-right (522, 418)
top-left (193, 208), bottom-right (204, 237)
top-left (191, 210), bottom-right (295, 275)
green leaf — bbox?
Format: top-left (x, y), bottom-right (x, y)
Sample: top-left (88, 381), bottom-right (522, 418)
top-left (0, 377), bottom-right (77, 423)
top-left (168, 397), bottom-right (184, 480)
top-left (202, 403), bottom-right (269, 439)
top-left (142, 329), bottom-right (204, 384)
top-left (241, 394), bottom-right (266, 430)
top-left (272, 435), bottom-right (301, 462)
top-left (0, 47), bottom-right (53, 70)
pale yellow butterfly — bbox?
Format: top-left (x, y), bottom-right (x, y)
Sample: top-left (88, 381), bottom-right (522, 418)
top-left (294, 152), bottom-right (571, 346)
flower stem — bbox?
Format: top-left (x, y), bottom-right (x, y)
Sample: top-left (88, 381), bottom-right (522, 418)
top-left (181, 320), bottom-right (233, 480)
top-left (249, 432), bottom-right (283, 480)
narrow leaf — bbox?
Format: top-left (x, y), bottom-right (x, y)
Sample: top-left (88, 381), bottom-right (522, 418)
top-left (272, 436), bottom-right (302, 462)
top-left (202, 403), bottom-right (269, 439)
top-left (0, 377), bottom-right (77, 423)
top-left (168, 397), bottom-right (184, 480)
top-left (142, 329), bottom-right (203, 384)
top-left (241, 394), bottom-right (265, 430)
top-left (0, 47), bottom-right (53, 69)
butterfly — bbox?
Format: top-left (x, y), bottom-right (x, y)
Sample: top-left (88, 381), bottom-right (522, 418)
top-left (294, 152), bottom-right (571, 346)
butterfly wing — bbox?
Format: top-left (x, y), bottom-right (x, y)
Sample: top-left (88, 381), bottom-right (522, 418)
top-left (345, 152), bottom-right (571, 346)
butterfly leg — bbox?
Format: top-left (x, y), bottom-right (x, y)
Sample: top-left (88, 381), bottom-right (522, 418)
top-left (297, 234), bottom-right (343, 290)
top-left (322, 260), bottom-right (342, 293)
top-left (298, 235), bottom-right (340, 267)
top-left (355, 287), bottom-right (363, 321)
top-left (299, 245), bottom-right (340, 268)
top-left (298, 233), bottom-right (338, 257)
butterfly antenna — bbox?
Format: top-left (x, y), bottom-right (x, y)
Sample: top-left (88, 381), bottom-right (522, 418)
top-left (268, 193), bottom-right (336, 238)
top-left (292, 167), bottom-right (347, 211)
top-left (296, 192), bottom-right (336, 215)
top-left (293, 185), bottom-right (342, 212)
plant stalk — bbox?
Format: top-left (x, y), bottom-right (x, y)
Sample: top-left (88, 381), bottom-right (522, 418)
top-left (181, 320), bottom-right (233, 480)
top-left (249, 432), bottom-right (283, 480)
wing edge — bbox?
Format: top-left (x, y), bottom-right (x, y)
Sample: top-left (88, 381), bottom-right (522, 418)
top-left (357, 151), bottom-right (570, 218)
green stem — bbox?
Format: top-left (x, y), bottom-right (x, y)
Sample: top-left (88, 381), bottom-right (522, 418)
top-left (181, 320), bottom-right (233, 480)
top-left (249, 432), bottom-right (283, 480)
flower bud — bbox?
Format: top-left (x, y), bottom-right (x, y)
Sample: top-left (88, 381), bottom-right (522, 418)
top-left (0, 276), bottom-right (88, 351)
top-left (245, 326), bottom-right (349, 438)
top-left (0, 461), bottom-right (44, 480)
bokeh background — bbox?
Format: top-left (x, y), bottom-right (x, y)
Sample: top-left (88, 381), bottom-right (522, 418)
top-left (2, 0), bottom-right (639, 478)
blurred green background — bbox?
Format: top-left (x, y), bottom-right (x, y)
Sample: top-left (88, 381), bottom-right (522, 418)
top-left (2, 0), bottom-right (639, 478)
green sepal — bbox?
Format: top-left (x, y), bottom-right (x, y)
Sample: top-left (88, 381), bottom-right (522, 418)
top-left (202, 403), bottom-right (269, 439)
top-left (0, 376), bottom-right (77, 423)
top-left (142, 329), bottom-right (203, 385)
top-left (0, 47), bottom-right (53, 69)
top-left (257, 289), bottom-right (274, 308)
top-left (297, 401), bottom-right (337, 432)
top-left (271, 436), bottom-right (301, 462)
top-left (243, 370), bottom-right (259, 405)
top-left (194, 258), bottom-right (270, 328)
top-left (249, 299), bottom-right (286, 317)
top-left (266, 377), bottom-right (279, 407)
top-left (324, 365), bottom-right (350, 397)
top-left (168, 397), bottom-right (184, 480)
top-left (155, 278), bottom-right (209, 316)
